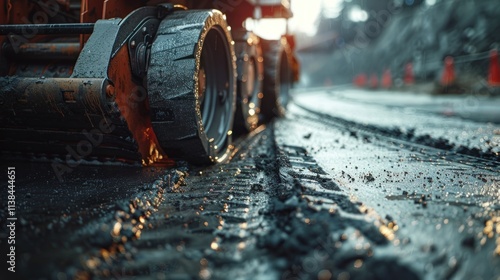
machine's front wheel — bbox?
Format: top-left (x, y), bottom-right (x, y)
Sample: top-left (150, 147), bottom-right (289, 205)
top-left (147, 10), bottom-right (236, 164)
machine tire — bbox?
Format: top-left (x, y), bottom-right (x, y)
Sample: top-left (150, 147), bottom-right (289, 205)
top-left (232, 30), bottom-right (263, 134)
top-left (147, 10), bottom-right (236, 164)
top-left (260, 37), bottom-right (293, 122)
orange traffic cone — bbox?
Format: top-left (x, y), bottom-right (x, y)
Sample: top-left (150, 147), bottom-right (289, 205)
top-left (488, 50), bottom-right (500, 87)
top-left (440, 56), bottom-right (455, 86)
top-left (369, 73), bottom-right (378, 88)
top-left (381, 69), bottom-right (392, 89)
top-left (404, 63), bottom-right (414, 85)
top-left (353, 73), bottom-right (367, 87)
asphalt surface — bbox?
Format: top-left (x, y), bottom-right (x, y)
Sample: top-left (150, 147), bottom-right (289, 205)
top-left (1, 86), bottom-right (499, 280)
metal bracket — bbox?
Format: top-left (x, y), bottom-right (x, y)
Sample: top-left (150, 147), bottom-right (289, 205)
top-left (128, 18), bottom-right (159, 80)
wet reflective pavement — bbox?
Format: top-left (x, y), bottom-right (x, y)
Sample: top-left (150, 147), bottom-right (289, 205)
top-left (1, 86), bottom-right (499, 279)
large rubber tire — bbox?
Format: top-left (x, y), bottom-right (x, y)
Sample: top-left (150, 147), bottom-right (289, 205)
top-left (232, 30), bottom-right (263, 134)
top-left (260, 37), bottom-right (293, 122)
top-left (147, 10), bottom-right (236, 164)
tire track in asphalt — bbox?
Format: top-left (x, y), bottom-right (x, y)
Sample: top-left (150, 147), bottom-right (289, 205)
top-left (256, 123), bottom-right (421, 280)
top-left (77, 127), bottom-right (281, 279)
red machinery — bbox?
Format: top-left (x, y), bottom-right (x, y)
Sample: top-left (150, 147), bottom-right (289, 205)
top-left (0, 0), bottom-right (298, 167)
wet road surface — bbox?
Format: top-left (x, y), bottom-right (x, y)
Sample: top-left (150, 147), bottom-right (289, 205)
top-left (1, 86), bottom-right (499, 279)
